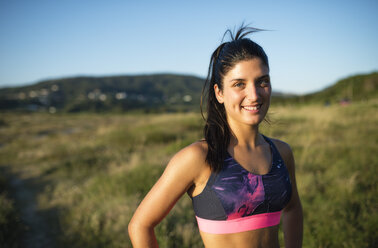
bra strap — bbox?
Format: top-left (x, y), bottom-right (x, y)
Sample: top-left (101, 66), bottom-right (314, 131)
top-left (262, 134), bottom-right (283, 163)
top-left (206, 172), bottom-right (217, 187)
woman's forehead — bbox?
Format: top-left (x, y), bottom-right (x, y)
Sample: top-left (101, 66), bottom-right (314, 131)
top-left (224, 59), bottom-right (269, 81)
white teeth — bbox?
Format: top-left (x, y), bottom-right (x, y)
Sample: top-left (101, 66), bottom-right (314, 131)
top-left (243, 105), bottom-right (260, 110)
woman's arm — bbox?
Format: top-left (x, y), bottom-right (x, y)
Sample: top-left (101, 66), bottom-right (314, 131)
top-left (128, 142), bottom-right (207, 247)
top-left (274, 140), bottom-right (303, 248)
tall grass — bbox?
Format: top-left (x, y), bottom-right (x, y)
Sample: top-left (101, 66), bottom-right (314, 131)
top-left (0, 100), bottom-right (377, 247)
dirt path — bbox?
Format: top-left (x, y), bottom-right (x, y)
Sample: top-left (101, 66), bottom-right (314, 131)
top-left (6, 168), bottom-right (58, 248)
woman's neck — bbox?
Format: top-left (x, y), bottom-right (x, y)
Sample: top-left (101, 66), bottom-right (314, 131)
top-left (228, 122), bottom-right (264, 149)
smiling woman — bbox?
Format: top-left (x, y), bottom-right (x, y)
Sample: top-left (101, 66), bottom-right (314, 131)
top-left (128, 25), bottom-right (303, 248)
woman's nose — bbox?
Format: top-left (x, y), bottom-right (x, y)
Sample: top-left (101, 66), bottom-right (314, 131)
top-left (246, 83), bottom-right (259, 101)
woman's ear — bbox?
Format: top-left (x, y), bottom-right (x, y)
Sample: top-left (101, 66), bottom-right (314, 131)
top-left (214, 84), bottom-right (224, 104)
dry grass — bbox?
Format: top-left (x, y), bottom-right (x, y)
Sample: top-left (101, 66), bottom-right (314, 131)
top-left (0, 100), bottom-right (377, 247)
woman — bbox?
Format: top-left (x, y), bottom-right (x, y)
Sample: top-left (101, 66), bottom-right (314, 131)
top-left (128, 26), bottom-right (303, 247)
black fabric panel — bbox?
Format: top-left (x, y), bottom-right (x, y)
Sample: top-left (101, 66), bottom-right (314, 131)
top-left (192, 184), bottom-right (227, 220)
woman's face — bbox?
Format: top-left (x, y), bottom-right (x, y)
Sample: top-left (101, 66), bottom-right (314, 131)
top-left (214, 58), bottom-right (271, 128)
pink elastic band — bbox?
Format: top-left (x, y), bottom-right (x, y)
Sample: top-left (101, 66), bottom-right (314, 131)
top-left (196, 211), bottom-right (281, 234)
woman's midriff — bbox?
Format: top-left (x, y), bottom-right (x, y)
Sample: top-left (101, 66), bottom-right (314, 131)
top-left (199, 224), bottom-right (280, 248)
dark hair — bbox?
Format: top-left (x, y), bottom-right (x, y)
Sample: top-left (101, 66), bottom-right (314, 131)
top-left (201, 25), bottom-right (269, 172)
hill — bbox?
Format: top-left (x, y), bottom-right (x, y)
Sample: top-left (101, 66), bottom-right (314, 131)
top-left (0, 72), bottom-right (377, 112)
top-left (272, 72), bottom-right (378, 105)
top-left (0, 74), bottom-right (205, 113)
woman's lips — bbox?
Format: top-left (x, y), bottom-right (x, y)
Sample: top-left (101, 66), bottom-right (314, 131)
top-left (242, 104), bottom-right (262, 112)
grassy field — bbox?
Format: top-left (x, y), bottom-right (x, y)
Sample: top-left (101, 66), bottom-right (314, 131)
top-left (0, 100), bottom-right (377, 247)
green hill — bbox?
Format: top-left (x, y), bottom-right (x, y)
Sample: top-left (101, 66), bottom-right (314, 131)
top-left (0, 74), bottom-right (204, 113)
top-left (272, 72), bottom-right (378, 105)
top-left (0, 72), bottom-right (377, 112)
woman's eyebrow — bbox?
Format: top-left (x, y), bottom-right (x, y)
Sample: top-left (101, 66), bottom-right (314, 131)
top-left (256, 74), bottom-right (270, 81)
top-left (229, 75), bottom-right (270, 83)
top-left (230, 78), bottom-right (246, 82)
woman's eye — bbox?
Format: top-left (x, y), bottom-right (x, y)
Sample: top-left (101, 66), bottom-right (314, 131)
top-left (234, 82), bottom-right (245, 87)
top-left (259, 81), bottom-right (270, 87)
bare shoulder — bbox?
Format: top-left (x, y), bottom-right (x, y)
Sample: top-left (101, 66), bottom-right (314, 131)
top-left (270, 138), bottom-right (292, 156)
top-left (165, 140), bottom-right (209, 181)
top-left (171, 140), bottom-right (208, 165)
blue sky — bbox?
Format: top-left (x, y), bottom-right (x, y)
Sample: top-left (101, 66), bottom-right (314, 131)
top-left (1, 0), bottom-right (377, 94)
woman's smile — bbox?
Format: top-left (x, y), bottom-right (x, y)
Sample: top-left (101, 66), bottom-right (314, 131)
top-left (241, 104), bottom-right (262, 113)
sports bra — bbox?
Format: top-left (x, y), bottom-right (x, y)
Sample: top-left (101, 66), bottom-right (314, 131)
top-left (191, 135), bottom-right (292, 234)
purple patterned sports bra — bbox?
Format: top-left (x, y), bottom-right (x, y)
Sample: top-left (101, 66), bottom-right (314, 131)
top-left (192, 135), bottom-right (292, 234)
